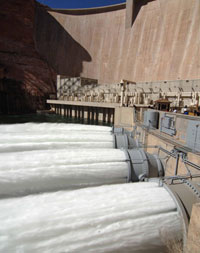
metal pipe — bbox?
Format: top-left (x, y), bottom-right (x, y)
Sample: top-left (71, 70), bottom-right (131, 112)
top-left (164, 174), bottom-right (200, 180)
top-left (158, 146), bottom-right (177, 158)
top-left (183, 162), bottom-right (192, 178)
top-left (114, 128), bottom-right (200, 179)
top-left (182, 157), bottom-right (200, 171)
top-left (174, 153), bottom-right (180, 176)
top-left (159, 147), bottom-right (200, 176)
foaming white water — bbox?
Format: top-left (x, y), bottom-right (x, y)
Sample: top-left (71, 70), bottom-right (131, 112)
top-left (0, 182), bottom-right (183, 253)
top-left (0, 149), bottom-right (129, 197)
top-left (0, 141), bottom-right (114, 153)
top-left (0, 123), bottom-right (114, 152)
top-left (0, 123), bottom-right (112, 134)
top-left (0, 132), bottom-right (113, 144)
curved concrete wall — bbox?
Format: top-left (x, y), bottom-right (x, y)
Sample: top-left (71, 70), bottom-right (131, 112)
top-left (40, 0), bottom-right (200, 84)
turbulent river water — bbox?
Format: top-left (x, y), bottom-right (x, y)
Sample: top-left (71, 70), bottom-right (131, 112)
top-left (0, 114), bottom-right (183, 252)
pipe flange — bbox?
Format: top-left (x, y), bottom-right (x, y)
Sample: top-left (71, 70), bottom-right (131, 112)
top-left (112, 127), bottom-right (124, 134)
top-left (181, 180), bottom-right (200, 199)
top-left (124, 149), bottom-right (164, 181)
top-left (153, 154), bottom-right (165, 177)
top-left (127, 136), bottom-right (140, 149)
top-left (163, 182), bottom-right (188, 245)
top-left (124, 150), bottom-right (134, 183)
top-left (127, 149), bottom-right (149, 181)
top-left (113, 134), bottom-right (117, 148)
top-left (164, 180), bottom-right (200, 235)
top-left (115, 134), bottom-right (129, 149)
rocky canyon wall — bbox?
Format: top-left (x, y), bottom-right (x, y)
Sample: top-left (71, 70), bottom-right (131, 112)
top-left (0, 0), bottom-right (56, 114)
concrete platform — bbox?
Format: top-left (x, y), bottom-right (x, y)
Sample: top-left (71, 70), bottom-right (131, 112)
top-left (47, 99), bottom-right (119, 108)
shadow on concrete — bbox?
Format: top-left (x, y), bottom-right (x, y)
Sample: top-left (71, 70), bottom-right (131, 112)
top-left (133, 0), bottom-right (155, 24)
top-left (34, 4), bottom-right (92, 77)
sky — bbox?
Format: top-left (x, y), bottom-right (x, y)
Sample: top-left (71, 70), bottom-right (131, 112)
top-left (37, 0), bottom-right (126, 9)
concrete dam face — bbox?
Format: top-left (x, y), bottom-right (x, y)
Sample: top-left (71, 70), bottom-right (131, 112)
top-left (36, 0), bottom-right (200, 84)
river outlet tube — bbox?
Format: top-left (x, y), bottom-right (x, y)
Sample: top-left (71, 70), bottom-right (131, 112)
top-left (0, 182), bottom-right (183, 253)
top-left (0, 123), bottom-right (138, 152)
top-left (0, 148), bottom-right (164, 197)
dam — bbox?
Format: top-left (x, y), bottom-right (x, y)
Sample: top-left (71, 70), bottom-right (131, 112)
top-left (44, 0), bottom-right (200, 251)
top-left (0, 0), bottom-right (200, 252)
top-left (36, 0), bottom-right (200, 84)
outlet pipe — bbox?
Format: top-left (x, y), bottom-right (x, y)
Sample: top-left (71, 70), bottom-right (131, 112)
top-left (0, 149), bottom-right (164, 198)
top-left (146, 178), bottom-right (200, 245)
top-left (0, 180), bottom-right (199, 252)
top-left (0, 124), bottom-right (139, 153)
top-left (0, 182), bottom-right (185, 253)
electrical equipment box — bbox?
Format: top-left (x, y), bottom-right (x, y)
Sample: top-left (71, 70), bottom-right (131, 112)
top-left (160, 114), bottom-right (176, 136)
top-left (186, 120), bottom-right (200, 152)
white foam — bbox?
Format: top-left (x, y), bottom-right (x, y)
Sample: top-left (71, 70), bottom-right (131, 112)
top-left (0, 124), bottom-right (114, 152)
top-left (0, 149), bottom-right (129, 197)
top-left (0, 182), bottom-right (183, 253)
top-left (0, 123), bottom-right (112, 134)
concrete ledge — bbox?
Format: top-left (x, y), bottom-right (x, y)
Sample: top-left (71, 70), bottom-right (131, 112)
top-left (47, 99), bottom-right (119, 109)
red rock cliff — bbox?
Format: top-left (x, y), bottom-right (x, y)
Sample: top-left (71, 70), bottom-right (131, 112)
top-left (0, 0), bottom-right (56, 114)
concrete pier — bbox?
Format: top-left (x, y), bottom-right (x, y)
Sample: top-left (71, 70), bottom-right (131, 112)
top-left (47, 100), bottom-right (118, 125)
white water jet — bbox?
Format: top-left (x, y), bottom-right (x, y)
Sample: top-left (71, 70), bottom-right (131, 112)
top-left (0, 182), bottom-right (183, 253)
top-left (0, 141), bottom-right (114, 153)
top-left (0, 123), bottom-right (114, 152)
top-left (0, 123), bottom-right (112, 134)
top-left (0, 132), bottom-right (114, 151)
top-left (0, 149), bottom-right (129, 197)
top-left (0, 132), bottom-right (113, 144)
